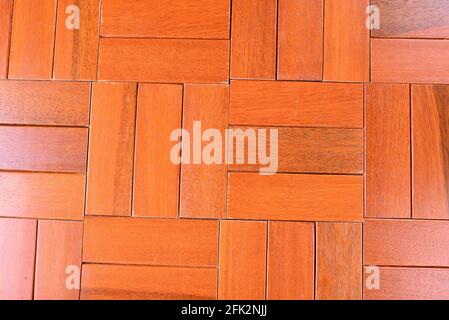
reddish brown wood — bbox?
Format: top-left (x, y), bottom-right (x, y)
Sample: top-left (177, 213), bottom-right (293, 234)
top-left (0, 0), bottom-right (12, 78)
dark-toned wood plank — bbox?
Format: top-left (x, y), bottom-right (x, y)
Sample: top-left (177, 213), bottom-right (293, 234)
top-left (0, 0), bottom-right (12, 78)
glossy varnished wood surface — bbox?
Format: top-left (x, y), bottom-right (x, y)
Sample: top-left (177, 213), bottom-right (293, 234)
top-left (0, 0), bottom-right (12, 78)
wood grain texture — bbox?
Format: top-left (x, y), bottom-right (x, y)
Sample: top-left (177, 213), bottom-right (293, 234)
top-left (0, 218), bottom-right (36, 300)
top-left (81, 264), bottom-right (217, 300)
top-left (218, 220), bottom-right (267, 300)
top-left (364, 220), bottom-right (449, 267)
top-left (227, 173), bottom-right (363, 222)
top-left (180, 84), bottom-right (228, 218)
top-left (0, 80), bottom-right (90, 126)
top-left (101, 0), bottom-right (230, 39)
top-left (372, 39), bottom-right (449, 83)
top-left (0, 126), bottom-right (88, 173)
top-left (0, 172), bottom-right (85, 220)
top-left (98, 38), bottom-right (229, 83)
top-left (87, 82), bottom-right (137, 216)
top-left (371, 0), bottom-right (449, 39)
top-left (366, 83), bottom-right (411, 218)
top-left (412, 85), bottom-right (449, 219)
top-left (267, 222), bottom-right (314, 300)
top-left (364, 267), bottom-right (449, 300)
top-left (316, 223), bottom-right (362, 300)
top-left (0, 0), bottom-right (12, 78)
top-left (133, 84), bottom-right (182, 218)
top-left (323, 0), bottom-right (369, 82)
top-left (277, 0), bottom-right (323, 80)
top-left (9, 0), bottom-right (57, 79)
top-left (230, 0), bottom-right (277, 79)
top-left (53, 0), bottom-right (99, 80)
top-left (34, 220), bottom-right (83, 300)
top-left (230, 80), bottom-right (363, 128)
top-left (83, 217), bottom-right (219, 267)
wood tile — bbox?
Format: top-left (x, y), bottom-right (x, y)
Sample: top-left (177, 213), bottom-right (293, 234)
top-left (0, 172), bottom-right (85, 220)
top-left (0, 0), bottom-right (12, 78)
top-left (230, 0), bottom-right (277, 79)
top-left (316, 223), bottom-right (362, 300)
top-left (267, 222), bottom-right (314, 300)
top-left (83, 217), bottom-right (219, 267)
top-left (366, 83), bottom-right (411, 218)
top-left (101, 0), bottom-right (230, 39)
top-left (230, 80), bottom-right (363, 128)
top-left (81, 264), bottom-right (217, 300)
top-left (87, 82), bottom-right (137, 216)
top-left (180, 84), bottom-right (228, 219)
top-left (218, 220), bottom-right (267, 300)
top-left (34, 220), bottom-right (83, 300)
top-left (0, 218), bottom-right (36, 300)
top-left (277, 0), bottom-right (323, 80)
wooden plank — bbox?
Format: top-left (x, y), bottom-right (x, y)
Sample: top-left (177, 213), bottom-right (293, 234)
top-left (34, 220), bottom-right (83, 300)
top-left (87, 82), bottom-right (137, 216)
top-left (98, 38), bottom-right (229, 83)
top-left (53, 0), bottom-right (100, 80)
top-left (218, 220), bottom-right (267, 300)
top-left (9, 0), bottom-right (57, 79)
top-left (372, 39), bottom-right (449, 83)
top-left (230, 0), bottom-right (277, 79)
top-left (412, 85), bottom-right (449, 219)
top-left (0, 0), bottom-right (13, 78)
top-left (0, 172), bottom-right (85, 220)
top-left (316, 223), bottom-right (362, 300)
top-left (366, 83), bottom-right (411, 218)
top-left (133, 84), bottom-right (182, 218)
top-left (180, 84), bottom-right (228, 218)
top-left (267, 222), bottom-right (314, 300)
top-left (100, 0), bottom-right (230, 39)
top-left (230, 80), bottom-right (363, 128)
top-left (277, 0), bottom-right (323, 80)
top-left (364, 220), bottom-right (449, 267)
top-left (323, 0), bottom-right (369, 82)
top-left (0, 218), bottom-right (36, 300)
top-left (227, 173), bottom-right (363, 222)
top-left (0, 80), bottom-right (90, 126)
top-left (0, 126), bottom-right (88, 173)
top-left (364, 267), bottom-right (449, 300)
top-left (371, 0), bottom-right (449, 39)
top-left (81, 264), bottom-right (217, 300)
top-left (83, 217), bottom-right (219, 267)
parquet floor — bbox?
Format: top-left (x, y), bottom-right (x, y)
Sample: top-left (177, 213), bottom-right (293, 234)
top-left (0, 0), bottom-right (448, 300)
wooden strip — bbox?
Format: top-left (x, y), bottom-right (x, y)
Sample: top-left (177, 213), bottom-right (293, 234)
top-left (0, 218), bottom-right (36, 300)
top-left (0, 126), bottom-right (88, 173)
top-left (323, 0), bottom-right (369, 82)
top-left (267, 222), bottom-right (314, 300)
top-left (218, 220), bottom-right (267, 300)
top-left (133, 84), bottom-right (182, 218)
top-left (9, 0), bottom-right (57, 79)
top-left (81, 264), bottom-right (217, 300)
top-left (87, 82), bottom-right (137, 216)
top-left (372, 39), bottom-right (449, 83)
top-left (0, 80), bottom-right (90, 126)
top-left (277, 0), bottom-right (323, 80)
top-left (364, 219), bottom-right (449, 267)
top-left (98, 38), bottom-right (229, 83)
top-left (412, 85), bottom-right (449, 219)
top-left (34, 220), bottom-right (83, 300)
top-left (366, 83), bottom-right (411, 218)
top-left (53, 0), bottom-right (100, 80)
top-left (83, 217), bottom-right (219, 267)
top-left (316, 223), bottom-right (362, 300)
top-left (230, 0), bottom-right (277, 79)
top-left (0, 0), bottom-right (12, 78)
top-left (230, 80), bottom-right (363, 128)
top-left (0, 172), bottom-right (85, 220)
top-left (180, 84), bottom-right (228, 219)
top-left (227, 173), bottom-right (363, 222)
top-left (101, 0), bottom-right (230, 39)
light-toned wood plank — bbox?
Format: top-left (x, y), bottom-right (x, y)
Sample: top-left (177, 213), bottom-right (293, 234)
top-left (0, 0), bottom-right (13, 78)
top-left (218, 220), bottom-right (267, 300)
top-left (87, 82), bottom-right (136, 216)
